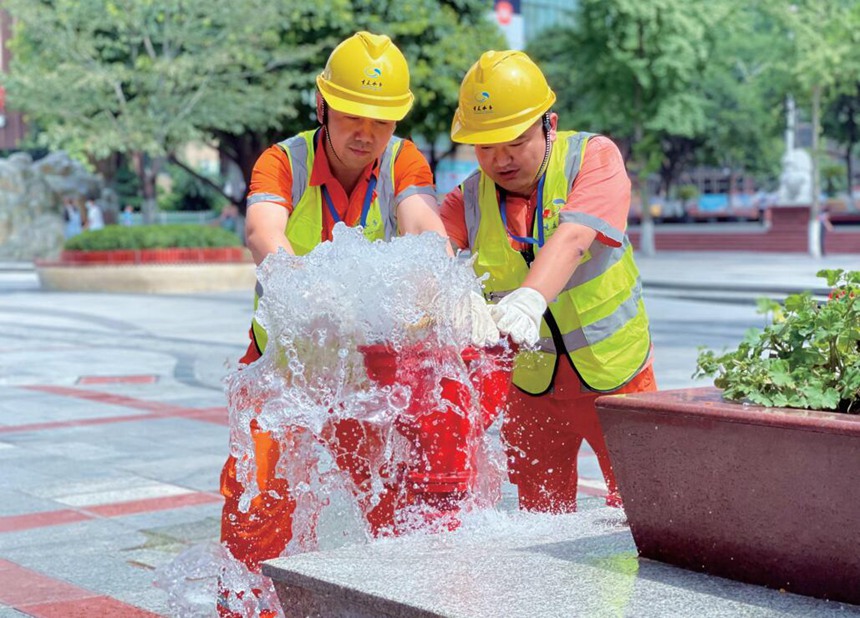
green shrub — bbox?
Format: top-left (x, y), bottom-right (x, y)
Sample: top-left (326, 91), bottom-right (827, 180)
top-left (676, 184), bottom-right (699, 202)
top-left (695, 269), bottom-right (860, 413)
top-left (64, 224), bottom-right (242, 251)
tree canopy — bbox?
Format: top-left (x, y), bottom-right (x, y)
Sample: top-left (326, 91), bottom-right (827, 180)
top-left (529, 0), bottom-right (860, 211)
top-left (3, 0), bottom-right (504, 210)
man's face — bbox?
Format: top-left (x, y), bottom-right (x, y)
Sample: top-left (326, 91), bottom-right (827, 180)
top-left (474, 114), bottom-right (557, 196)
top-left (325, 107), bottom-right (396, 172)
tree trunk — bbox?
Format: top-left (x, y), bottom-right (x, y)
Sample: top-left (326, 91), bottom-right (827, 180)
top-left (846, 84), bottom-right (858, 212)
top-left (634, 125), bottom-right (655, 256)
top-left (428, 143), bottom-right (439, 177)
top-left (633, 22), bottom-right (654, 257)
top-left (133, 151), bottom-right (161, 225)
top-left (215, 131), bottom-right (276, 215)
top-left (638, 180), bottom-right (656, 256)
top-left (809, 85), bottom-right (822, 259)
top-left (847, 144), bottom-right (856, 212)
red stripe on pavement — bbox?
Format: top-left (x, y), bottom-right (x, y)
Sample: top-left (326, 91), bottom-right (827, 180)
top-left (0, 559), bottom-right (161, 617)
top-left (0, 492), bottom-right (222, 534)
top-left (20, 596), bottom-right (162, 618)
top-left (0, 509), bottom-right (90, 534)
top-left (0, 413), bottom-right (177, 435)
top-left (0, 559), bottom-right (94, 606)
top-left (23, 385), bottom-right (191, 414)
top-left (0, 386), bottom-right (229, 434)
top-left (77, 374), bottom-right (159, 385)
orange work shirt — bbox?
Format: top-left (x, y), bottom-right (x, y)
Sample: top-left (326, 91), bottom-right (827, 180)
top-left (440, 135), bottom-right (630, 252)
top-left (247, 128), bottom-right (435, 241)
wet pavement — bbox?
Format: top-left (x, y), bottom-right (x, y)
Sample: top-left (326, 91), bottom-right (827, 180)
top-left (0, 250), bottom-right (857, 617)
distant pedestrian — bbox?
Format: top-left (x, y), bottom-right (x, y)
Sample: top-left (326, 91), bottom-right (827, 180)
top-left (62, 198), bottom-right (83, 239)
top-left (213, 203), bottom-right (239, 234)
top-left (121, 204), bottom-right (135, 227)
top-left (85, 199), bottom-right (105, 231)
top-left (818, 209), bottom-right (834, 256)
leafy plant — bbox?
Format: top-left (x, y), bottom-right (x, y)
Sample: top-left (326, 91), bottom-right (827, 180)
top-left (676, 184), bottom-right (699, 203)
top-left (695, 269), bottom-right (860, 413)
top-left (64, 224), bottom-right (241, 251)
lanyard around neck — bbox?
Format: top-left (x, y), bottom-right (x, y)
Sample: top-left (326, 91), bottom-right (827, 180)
top-left (321, 174), bottom-right (378, 228)
top-left (499, 173), bottom-right (546, 248)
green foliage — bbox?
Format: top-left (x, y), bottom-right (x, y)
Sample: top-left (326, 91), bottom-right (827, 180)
top-left (159, 164), bottom-right (228, 212)
top-left (821, 161), bottom-right (847, 197)
top-left (675, 184), bottom-right (698, 202)
top-left (111, 159), bottom-right (142, 209)
top-left (2, 0), bottom-right (287, 159)
top-left (530, 0), bottom-right (860, 194)
top-left (532, 0), bottom-right (714, 146)
top-left (770, 0), bottom-right (859, 97)
top-left (215, 0), bottom-right (505, 166)
top-left (695, 270), bottom-right (860, 413)
top-left (694, 1), bottom-right (789, 183)
top-left (2, 0), bottom-right (503, 177)
top-left (529, 0), bottom-right (717, 200)
top-left (64, 224), bottom-right (241, 250)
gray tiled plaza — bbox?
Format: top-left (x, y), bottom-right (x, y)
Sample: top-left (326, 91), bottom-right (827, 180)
top-left (0, 252), bottom-right (857, 617)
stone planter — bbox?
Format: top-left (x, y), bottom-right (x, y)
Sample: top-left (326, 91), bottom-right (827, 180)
top-left (35, 247), bottom-right (256, 293)
top-left (595, 387), bottom-right (860, 606)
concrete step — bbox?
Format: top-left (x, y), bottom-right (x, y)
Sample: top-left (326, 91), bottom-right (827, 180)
top-left (262, 503), bottom-right (854, 618)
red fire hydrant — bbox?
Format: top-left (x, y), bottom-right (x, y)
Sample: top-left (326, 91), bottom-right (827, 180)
top-left (358, 341), bottom-right (513, 523)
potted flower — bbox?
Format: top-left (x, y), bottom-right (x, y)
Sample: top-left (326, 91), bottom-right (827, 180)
top-left (595, 269), bottom-right (860, 606)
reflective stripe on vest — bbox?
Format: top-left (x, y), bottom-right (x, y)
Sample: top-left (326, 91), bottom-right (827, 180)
top-left (252, 130), bottom-right (403, 352)
top-left (462, 130), bottom-right (651, 393)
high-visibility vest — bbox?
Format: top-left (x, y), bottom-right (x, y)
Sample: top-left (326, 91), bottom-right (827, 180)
top-left (460, 130), bottom-right (651, 393)
top-left (252, 129), bottom-right (404, 352)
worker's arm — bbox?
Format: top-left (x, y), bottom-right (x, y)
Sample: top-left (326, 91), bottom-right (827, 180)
top-left (396, 193), bottom-right (454, 256)
top-left (438, 187), bottom-right (471, 253)
top-left (523, 136), bottom-right (630, 303)
top-left (521, 222), bottom-right (597, 302)
top-left (245, 201), bottom-right (294, 265)
top-left (244, 146), bottom-right (296, 265)
top-left (391, 141), bottom-right (454, 255)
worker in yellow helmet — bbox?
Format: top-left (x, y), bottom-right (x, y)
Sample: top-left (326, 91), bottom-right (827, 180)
top-left (441, 50), bottom-right (657, 514)
top-left (218, 32), bottom-right (497, 617)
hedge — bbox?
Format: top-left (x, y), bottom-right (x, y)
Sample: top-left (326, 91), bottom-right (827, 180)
top-left (64, 224), bottom-right (242, 251)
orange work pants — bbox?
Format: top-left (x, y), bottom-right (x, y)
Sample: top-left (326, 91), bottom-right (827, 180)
top-left (502, 360), bottom-right (657, 513)
top-left (220, 336), bottom-right (407, 568)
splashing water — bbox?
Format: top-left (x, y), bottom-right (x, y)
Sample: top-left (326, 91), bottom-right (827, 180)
top-left (158, 225), bottom-right (516, 617)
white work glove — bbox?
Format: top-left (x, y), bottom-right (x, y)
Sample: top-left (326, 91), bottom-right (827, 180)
top-left (468, 290), bottom-right (501, 347)
top-left (490, 287), bottom-right (547, 346)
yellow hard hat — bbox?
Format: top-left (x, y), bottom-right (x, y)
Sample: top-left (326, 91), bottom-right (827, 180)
top-left (451, 50), bottom-right (556, 145)
top-left (316, 32), bottom-right (414, 122)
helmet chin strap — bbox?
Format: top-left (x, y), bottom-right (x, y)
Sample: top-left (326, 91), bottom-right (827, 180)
top-left (321, 100), bottom-right (346, 166)
top-left (533, 112), bottom-right (553, 184)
